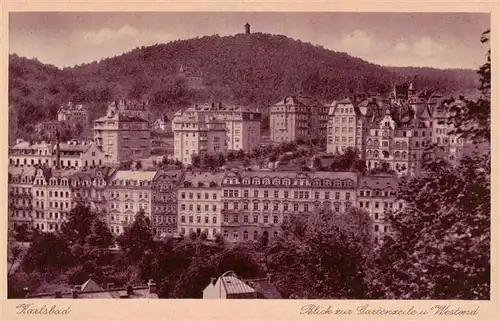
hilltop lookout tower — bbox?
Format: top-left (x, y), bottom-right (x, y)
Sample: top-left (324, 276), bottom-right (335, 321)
top-left (245, 22), bottom-right (251, 34)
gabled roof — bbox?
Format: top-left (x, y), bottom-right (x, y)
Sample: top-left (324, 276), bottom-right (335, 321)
top-left (219, 271), bottom-right (256, 295)
top-left (81, 278), bottom-right (104, 292)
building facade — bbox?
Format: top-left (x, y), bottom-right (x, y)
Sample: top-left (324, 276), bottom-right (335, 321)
top-left (57, 102), bottom-right (90, 124)
top-left (357, 175), bottom-right (405, 244)
top-left (9, 140), bottom-right (105, 169)
top-left (8, 167), bottom-right (35, 230)
top-left (177, 172), bottom-right (225, 239)
top-left (32, 168), bottom-right (76, 233)
top-left (270, 94), bottom-right (329, 144)
top-left (327, 98), bottom-right (365, 154)
top-left (151, 169), bottom-right (184, 237)
top-left (93, 104), bottom-right (151, 164)
top-left (172, 111), bottom-right (227, 165)
top-left (105, 170), bottom-right (157, 235)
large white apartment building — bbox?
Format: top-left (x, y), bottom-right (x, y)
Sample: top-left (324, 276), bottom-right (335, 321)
top-left (172, 110), bottom-right (227, 165)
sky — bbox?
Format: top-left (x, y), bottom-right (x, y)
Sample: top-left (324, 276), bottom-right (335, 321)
top-left (9, 12), bottom-right (490, 69)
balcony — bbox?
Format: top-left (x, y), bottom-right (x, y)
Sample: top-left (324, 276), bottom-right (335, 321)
top-left (221, 221), bottom-right (240, 227)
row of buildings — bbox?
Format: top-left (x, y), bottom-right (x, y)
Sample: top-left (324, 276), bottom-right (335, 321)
top-left (269, 83), bottom-right (480, 176)
top-left (172, 102), bottom-right (262, 164)
top-left (9, 165), bottom-right (402, 244)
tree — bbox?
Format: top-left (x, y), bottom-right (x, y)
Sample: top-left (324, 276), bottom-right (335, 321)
top-left (374, 152), bottom-right (490, 299)
top-left (60, 204), bottom-right (98, 246)
top-left (7, 230), bottom-right (25, 277)
top-left (21, 231), bottom-right (72, 273)
top-left (191, 154), bottom-right (201, 168)
top-left (445, 29), bottom-right (490, 143)
top-left (135, 160), bottom-right (143, 170)
top-left (216, 153), bottom-right (226, 167)
top-left (268, 208), bottom-right (374, 299)
top-left (312, 157), bottom-right (323, 170)
top-left (117, 209), bottom-right (155, 262)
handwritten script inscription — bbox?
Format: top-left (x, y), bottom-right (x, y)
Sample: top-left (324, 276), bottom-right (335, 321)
top-left (300, 304), bottom-right (480, 316)
top-left (16, 303), bottom-right (71, 315)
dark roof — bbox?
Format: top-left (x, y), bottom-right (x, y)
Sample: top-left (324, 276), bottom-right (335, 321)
top-left (245, 278), bottom-right (282, 299)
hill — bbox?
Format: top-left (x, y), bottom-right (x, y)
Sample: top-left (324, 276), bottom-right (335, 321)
top-left (9, 32), bottom-right (480, 129)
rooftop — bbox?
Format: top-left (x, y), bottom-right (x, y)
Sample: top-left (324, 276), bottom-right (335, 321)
top-left (112, 170), bottom-right (159, 182)
top-left (359, 175), bottom-right (399, 190)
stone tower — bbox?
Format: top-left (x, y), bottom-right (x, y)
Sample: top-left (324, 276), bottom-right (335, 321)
top-left (245, 22), bottom-right (251, 34)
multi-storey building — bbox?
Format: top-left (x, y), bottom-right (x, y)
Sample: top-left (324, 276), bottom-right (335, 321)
top-left (8, 167), bottom-right (35, 230)
top-left (32, 167), bottom-right (77, 233)
top-left (151, 169), bottom-right (184, 237)
top-left (177, 172), bottom-right (225, 239)
top-left (93, 103), bottom-right (151, 164)
top-left (109, 98), bottom-right (152, 124)
top-left (270, 94), bottom-right (329, 143)
top-left (57, 102), bottom-right (90, 124)
top-left (9, 139), bottom-right (105, 169)
top-left (105, 170), bottom-right (157, 235)
top-left (364, 100), bottom-right (432, 176)
top-left (172, 111), bottom-right (227, 165)
top-left (357, 175), bottom-right (405, 244)
top-left (327, 98), bottom-right (365, 154)
top-left (218, 170), bottom-right (358, 243)
top-left (180, 102), bottom-right (262, 152)
top-left (69, 167), bottom-right (116, 216)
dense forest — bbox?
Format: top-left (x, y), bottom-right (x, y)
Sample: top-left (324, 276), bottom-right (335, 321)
top-left (9, 32), bottom-right (479, 129)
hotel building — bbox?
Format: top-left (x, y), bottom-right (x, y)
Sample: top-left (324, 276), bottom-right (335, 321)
top-left (172, 111), bottom-right (227, 165)
top-left (93, 103), bottom-right (151, 164)
top-left (151, 169), bottom-right (184, 237)
top-left (357, 175), bottom-right (405, 244)
top-left (105, 170), bottom-right (157, 235)
top-left (326, 98), bottom-right (366, 154)
top-left (177, 172), bottom-right (225, 239)
top-left (270, 94), bottom-right (329, 143)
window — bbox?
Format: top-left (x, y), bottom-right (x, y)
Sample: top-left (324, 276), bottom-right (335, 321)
top-left (346, 192), bottom-right (351, 200)
top-left (264, 215), bottom-right (269, 223)
top-left (274, 190), bottom-right (279, 198)
top-left (253, 231), bottom-right (258, 240)
top-left (253, 202), bottom-right (259, 210)
top-left (233, 232), bottom-right (238, 240)
top-left (213, 216), bottom-right (217, 224)
top-left (253, 215), bottom-right (259, 223)
top-left (273, 216), bottom-right (279, 224)
top-left (335, 192), bottom-right (340, 200)
top-left (254, 190), bottom-right (258, 197)
top-left (189, 216), bottom-right (193, 223)
top-left (243, 231), bottom-right (249, 240)
top-left (224, 215), bottom-right (228, 223)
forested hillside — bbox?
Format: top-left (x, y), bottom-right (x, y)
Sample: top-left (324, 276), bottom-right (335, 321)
top-left (9, 32), bottom-right (479, 129)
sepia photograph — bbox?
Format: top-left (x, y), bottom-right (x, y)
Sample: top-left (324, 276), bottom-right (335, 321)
top-left (6, 10), bottom-right (491, 305)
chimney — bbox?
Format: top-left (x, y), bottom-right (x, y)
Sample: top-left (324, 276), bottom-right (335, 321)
top-left (210, 277), bottom-right (217, 286)
top-left (72, 289), bottom-right (78, 298)
top-left (55, 129), bottom-right (61, 169)
top-left (55, 291), bottom-right (62, 298)
top-left (126, 285), bottom-right (133, 296)
top-left (148, 279), bottom-right (157, 294)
